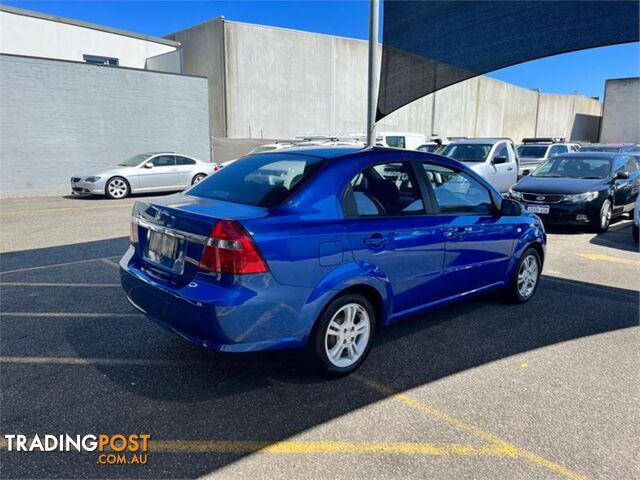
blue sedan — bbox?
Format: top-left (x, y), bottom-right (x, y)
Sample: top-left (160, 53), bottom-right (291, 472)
top-left (120, 147), bottom-right (546, 375)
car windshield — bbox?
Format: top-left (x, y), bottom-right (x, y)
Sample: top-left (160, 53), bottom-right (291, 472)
top-left (117, 154), bottom-right (153, 167)
top-left (531, 157), bottom-right (611, 179)
top-left (187, 153), bottom-right (327, 207)
top-left (417, 144), bottom-right (439, 153)
top-left (438, 143), bottom-right (492, 162)
top-left (517, 145), bottom-right (549, 158)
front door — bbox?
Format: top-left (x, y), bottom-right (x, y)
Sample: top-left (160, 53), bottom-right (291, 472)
top-left (489, 142), bottom-right (517, 193)
top-left (138, 155), bottom-right (180, 190)
top-left (343, 161), bottom-right (446, 316)
top-left (420, 162), bottom-right (518, 297)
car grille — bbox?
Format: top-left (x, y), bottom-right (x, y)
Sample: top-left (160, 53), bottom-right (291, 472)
top-left (522, 193), bottom-right (565, 203)
top-left (71, 177), bottom-right (81, 182)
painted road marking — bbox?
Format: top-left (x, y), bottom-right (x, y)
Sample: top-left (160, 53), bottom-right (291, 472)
top-left (0, 204), bottom-right (132, 216)
top-left (353, 375), bottom-right (587, 480)
top-left (0, 356), bottom-right (198, 367)
top-left (0, 282), bottom-right (120, 287)
top-left (101, 258), bottom-right (120, 268)
top-left (577, 253), bottom-right (640, 267)
top-left (149, 440), bottom-right (509, 456)
top-left (0, 256), bottom-right (121, 275)
top-left (0, 437), bottom-right (524, 457)
top-left (0, 312), bottom-right (139, 318)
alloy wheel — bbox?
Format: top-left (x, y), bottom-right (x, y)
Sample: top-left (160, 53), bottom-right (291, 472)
top-left (601, 202), bottom-right (612, 231)
top-left (107, 178), bottom-right (128, 199)
top-left (517, 254), bottom-right (539, 299)
top-left (324, 303), bottom-right (371, 368)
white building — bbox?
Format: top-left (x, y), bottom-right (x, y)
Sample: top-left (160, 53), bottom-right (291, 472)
top-left (0, 4), bottom-right (181, 70)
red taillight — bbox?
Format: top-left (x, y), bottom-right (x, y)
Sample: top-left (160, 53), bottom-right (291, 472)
top-left (213, 164), bottom-right (220, 172)
top-left (199, 220), bottom-right (268, 274)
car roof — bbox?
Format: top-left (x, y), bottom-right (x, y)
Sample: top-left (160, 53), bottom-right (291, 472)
top-left (447, 138), bottom-right (506, 145)
top-left (267, 146), bottom-right (364, 159)
top-left (555, 151), bottom-right (620, 159)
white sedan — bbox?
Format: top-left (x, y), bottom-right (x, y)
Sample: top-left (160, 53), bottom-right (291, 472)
top-left (70, 152), bottom-right (219, 199)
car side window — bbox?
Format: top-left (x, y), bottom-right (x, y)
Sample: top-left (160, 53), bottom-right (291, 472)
top-left (342, 162), bottom-right (425, 217)
top-left (385, 136), bottom-right (406, 149)
top-left (175, 156), bottom-right (196, 166)
top-left (151, 155), bottom-right (175, 167)
top-left (494, 144), bottom-right (508, 159)
top-left (422, 163), bottom-right (494, 215)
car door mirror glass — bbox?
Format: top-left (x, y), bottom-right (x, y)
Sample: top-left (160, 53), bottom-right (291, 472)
top-left (500, 198), bottom-right (522, 216)
top-left (492, 156), bottom-right (508, 165)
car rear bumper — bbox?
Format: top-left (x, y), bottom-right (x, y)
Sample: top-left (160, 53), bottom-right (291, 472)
top-left (119, 247), bottom-right (318, 352)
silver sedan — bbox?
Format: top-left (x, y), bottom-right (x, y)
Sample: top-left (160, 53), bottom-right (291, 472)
top-left (70, 152), bottom-right (219, 199)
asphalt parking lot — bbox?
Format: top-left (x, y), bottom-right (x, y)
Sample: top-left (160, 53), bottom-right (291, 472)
top-left (1, 194), bottom-right (638, 479)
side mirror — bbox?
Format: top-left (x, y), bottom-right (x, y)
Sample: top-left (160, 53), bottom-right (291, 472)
top-left (614, 171), bottom-right (630, 180)
top-left (521, 169), bottom-right (531, 176)
top-left (492, 156), bottom-right (508, 165)
top-left (500, 198), bottom-right (522, 216)
top-left (144, 162), bottom-right (153, 169)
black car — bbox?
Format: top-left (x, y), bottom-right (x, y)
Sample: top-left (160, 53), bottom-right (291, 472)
top-left (509, 152), bottom-right (639, 233)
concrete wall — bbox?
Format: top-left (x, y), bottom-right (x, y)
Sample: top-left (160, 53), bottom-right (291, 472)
top-left (173, 20), bottom-right (602, 144)
top-left (0, 7), bottom-right (177, 69)
top-left (600, 77), bottom-right (640, 143)
top-left (0, 55), bottom-right (210, 197)
top-left (167, 18), bottom-right (227, 139)
top-left (145, 50), bottom-right (182, 74)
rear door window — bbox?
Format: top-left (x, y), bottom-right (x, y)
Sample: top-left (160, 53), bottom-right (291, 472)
top-left (343, 162), bottom-right (425, 217)
top-left (175, 156), bottom-right (196, 166)
top-left (385, 136), bottom-right (406, 149)
top-left (187, 153), bottom-right (327, 207)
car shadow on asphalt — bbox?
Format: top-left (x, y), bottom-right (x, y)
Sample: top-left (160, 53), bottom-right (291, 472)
top-left (1, 237), bottom-right (638, 478)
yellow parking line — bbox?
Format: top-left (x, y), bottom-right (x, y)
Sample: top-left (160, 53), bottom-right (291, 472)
top-left (0, 312), bottom-right (139, 318)
top-left (577, 253), bottom-right (640, 267)
top-left (149, 440), bottom-right (510, 456)
top-left (353, 375), bottom-right (587, 480)
top-left (0, 204), bottom-right (131, 216)
top-left (0, 356), bottom-right (197, 367)
top-left (0, 256), bottom-right (121, 275)
top-left (0, 282), bottom-right (120, 287)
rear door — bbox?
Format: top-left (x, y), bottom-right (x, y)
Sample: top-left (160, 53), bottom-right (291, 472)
top-left (343, 160), bottom-right (446, 316)
top-left (420, 162), bottom-right (518, 297)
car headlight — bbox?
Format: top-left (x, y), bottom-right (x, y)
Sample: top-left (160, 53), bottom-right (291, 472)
top-left (84, 176), bottom-right (102, 183)
top-left (509, 188), bottom-right (523, 201)
top-left (563, 191), bottom-right (599, 203)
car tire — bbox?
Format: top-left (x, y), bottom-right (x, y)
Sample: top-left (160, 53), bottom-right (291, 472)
top-left (105, 177), bottom-right (130, 199)
top-left (633, 225), bottom-right (639, 242)
top-left (507, 247), bottom-right (541, 304)
top-left (309, 293), bottom-right (376, 377)
top-left (592, 199), bottom-right (612, 233)
top-left (192, 173), bottom-right (207, 185)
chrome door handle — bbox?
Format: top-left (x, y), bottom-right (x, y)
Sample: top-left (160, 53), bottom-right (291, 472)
top-left (363, 235), bottom-right (389, 247)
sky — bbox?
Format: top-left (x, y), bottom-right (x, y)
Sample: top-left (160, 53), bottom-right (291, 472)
top-left (4, 0), bottom-right (639, 99)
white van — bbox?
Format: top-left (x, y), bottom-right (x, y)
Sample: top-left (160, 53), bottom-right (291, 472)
top-left (375, 132), bottom-right (426, 150)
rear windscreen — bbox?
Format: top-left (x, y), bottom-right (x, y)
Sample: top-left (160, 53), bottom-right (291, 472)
top-left (187, 153), bottom-right (327, 207)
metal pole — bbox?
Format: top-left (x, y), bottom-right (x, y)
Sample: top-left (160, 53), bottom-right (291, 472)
top-left (366, 0), bottom-right (379, 146)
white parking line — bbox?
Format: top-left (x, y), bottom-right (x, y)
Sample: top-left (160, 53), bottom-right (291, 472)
top-left (1, 312), bottom-right (139, 318)
top-left (0, 282), bottom-right (120, 287)
top-left (0, 256), bottom-right (121, 275)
